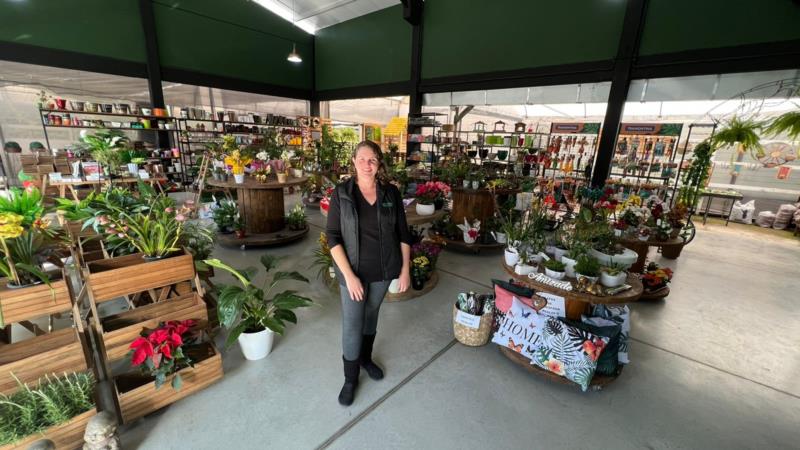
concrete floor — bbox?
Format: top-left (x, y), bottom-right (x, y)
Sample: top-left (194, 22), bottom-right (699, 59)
top-left (121, 195), bottom-right (800, 449)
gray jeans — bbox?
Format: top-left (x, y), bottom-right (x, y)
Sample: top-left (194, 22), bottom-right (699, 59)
top-left (340, 280), bottom-right (391, 360)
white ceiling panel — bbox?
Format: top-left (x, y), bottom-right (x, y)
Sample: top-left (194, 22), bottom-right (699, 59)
top-left (254, 0), bottom-right (399, 34)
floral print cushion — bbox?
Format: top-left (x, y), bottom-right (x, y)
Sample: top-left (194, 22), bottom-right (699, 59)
top-left (531, 318), bottom-right (611, 391)
top-left (491, 297), bottom-right (546, 360)
top-left (571, 319), bottom-right (622, 376)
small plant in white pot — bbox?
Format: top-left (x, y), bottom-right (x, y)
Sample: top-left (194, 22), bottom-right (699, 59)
top-left (561, 243), bottom-right (586, 279)
top-left (574, 255), bottom-right (601, 285)
top-left (205, 256), bottom-right (314, 361)
top-left (542, 258), bottom-right (566, 280)
top-left (600, 261), bottom-right (627, 288)
top-left (514, 252), bottom-right (536, 276)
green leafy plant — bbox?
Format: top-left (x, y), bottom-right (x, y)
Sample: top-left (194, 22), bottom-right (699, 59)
top-left (574, 255), bottom-right (601, 277)
top-left (285, 203), bottom-right (307, 231)
top-left (180, 221), bottom-right (216, 261)
top-left (310, 232), bottom-right (335, 284)
top-left (0, 187), bottom-right (45, 227)
top-left (602, 261), bottom-right (626, 276)
top-left (205, 256), bottom-right (314, 347)
top-left (78, 129), bottom-right (129, 173)
top-left (678, 140), bottom-right (715, 208)
top-left (709, 116), bottom-right (764, 158)
top-left (108, 209), bottom-right (184, 258)
top-left (212, 200), bottom-right (238, 232)
top-left (0, 372), bottom-right (95, 446)
top-left (542, 259), bottom-right (565, 272)
top-left (764, 111), bottom-right (800, 145)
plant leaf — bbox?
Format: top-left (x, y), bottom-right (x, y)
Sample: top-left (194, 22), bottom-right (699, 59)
top-left (260, 254), bottom-right (282, 272)
top-left (274, 309), bottom-right (298, 324)
top-left (204, 258), bottom-right (251, 286)
top-left (225, 323), bottom-right (248, 349)
top-left (171, 373), bottom-right (183, 391)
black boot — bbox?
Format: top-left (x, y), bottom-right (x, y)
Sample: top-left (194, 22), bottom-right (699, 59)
top-left (359, 334), bottom-right (384, 380)
top-left (338, 356), bottom-right (359, 406)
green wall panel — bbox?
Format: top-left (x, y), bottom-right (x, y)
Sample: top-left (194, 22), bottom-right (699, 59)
top-left (315, 5), bottom-right (411, 91)
top-left (0, 0), bottom-right (146, 62)
top-left (153, 0), bottom-right (313, 91)
top-left (421, 0), bottom-right (626, 80)
top-left (639, 0), bottom-right (800, 56)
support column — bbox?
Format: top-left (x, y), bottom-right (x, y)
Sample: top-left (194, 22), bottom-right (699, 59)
top-left (138, 0), bottom-right (169, 149)
top-left (591, 0), bottom-right (649, 187)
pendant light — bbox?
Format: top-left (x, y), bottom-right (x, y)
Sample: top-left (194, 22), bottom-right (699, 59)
top-left (287, 0), bottom-right (302, 63)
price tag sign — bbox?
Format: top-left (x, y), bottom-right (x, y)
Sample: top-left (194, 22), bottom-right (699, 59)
top-left (455, 310), bottom-right (482, 329)
top-left (537, 293), bottom-right (566, 318)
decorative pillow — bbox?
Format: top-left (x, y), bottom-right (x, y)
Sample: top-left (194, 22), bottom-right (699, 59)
top-left (590, 305), bottom-right (631, 364)
top-left (573, 318), bottom-right (622, 376)
top-left (531, 318), bottom-right (610, 391)
top-left (491, 297), bottom-right (546, 360)
top-left (492, 279), bottom-right (536, 313)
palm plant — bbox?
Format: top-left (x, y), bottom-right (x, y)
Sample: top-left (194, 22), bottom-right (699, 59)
top-left (204, 256), bottom-right (314, 347)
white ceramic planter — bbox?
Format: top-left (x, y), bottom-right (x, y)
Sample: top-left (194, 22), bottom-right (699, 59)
top-left (463, 180), bottom-right (470, 189)
top-left (638, 235), bottom-right (650, 241)
top-left (504, 248), bottom-right (520, 266)
top-left (514, 264), bottom-right (536, 276)
top-left (561, 256), bottom-right (578, 278)
top-left (471, 181), bottom-right (480, 190)
top-left (600, 271), bottom-right (627, 288)
top-left (491, 232), bottom-right (507, 244)
top-left (237, 328), bottom-right (275, 361)
top-left (328, 266), bottom-right (336, 279)
top-left (463, 232), bottom-right (476, 244)
top-left (126, 163), bottom-right (138, 174)
top-left (416, 203), bottom-right (435, 216)
top-left (388, 278), bottom-right (401, 294)
top-left (614, 229), bottom-right (623, 237)
top-left (588, 248), bottom-right (638, 269)
top-left (554, 247), bottom-right (568, 262)
top-left (292, 168), bottom-right (304, 178)
top-left (545, 268), bottom-right (565, 280)
top-left (234, 173), bottom-right (245, 184)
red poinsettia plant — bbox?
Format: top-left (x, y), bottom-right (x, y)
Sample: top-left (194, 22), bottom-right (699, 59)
top-left (414, 181), bottom-right (449, 205)
top-left (128, 319), bottom-right (198, 390)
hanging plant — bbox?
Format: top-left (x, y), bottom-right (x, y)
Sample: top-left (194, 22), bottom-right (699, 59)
top-left (709, 116), bottom-right (764, 159)
top-left (764, 110), bottom-right (800, 157)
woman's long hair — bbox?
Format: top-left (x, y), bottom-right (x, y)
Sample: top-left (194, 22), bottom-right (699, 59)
top-left (349, 140), bottom-right (389, 183)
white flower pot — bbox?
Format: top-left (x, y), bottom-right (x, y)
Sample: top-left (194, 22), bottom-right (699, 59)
top-left (638, 235), bottom-right (650, 241)
top-left (234, 173), bottom-right (245, 184)
top-left (126, 163), bottom-right (138, 174)
top-left (545, 268), bottom-right (565, 280)
top-left (463, 232), bottom-right (476, 244)
top-left (600, 271), bottom-right (627, 288)
top-left (471, 181), bottom-right (480, 189)
top-left (554, 247), bottom-right (568, 262)
top-left (527, 251), bottom-right (543, 264)
top-left (491, 232), bottom-right (507, 244)
top-left (561, 256), bottom-right (578, 278)
top-left (588, 248), bottom-right (638, 270)
top-left (416, 203), bottom-right (435, 216)
top-left (463, 180), bottom-right (470, 189)
top-left (614, 229), bottom-right (623, 237)
top-left (237, 328), bottom-right (274, 361)
top-left (213, 160), bottom-right (225, 169)
top-left (504, 248), bottom-right (520, 266)
top-left (514, 263), bottom-right (535, 276)
top-left (388, 278), bottom-right (401, 294)
top-left (292, 168), bottom-right (303, 178)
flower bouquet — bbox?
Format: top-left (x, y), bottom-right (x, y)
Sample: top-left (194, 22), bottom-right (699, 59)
top-left (128, 319), bottom-right (198, 390)
top-left (641, 262), bottom-right (673, 296)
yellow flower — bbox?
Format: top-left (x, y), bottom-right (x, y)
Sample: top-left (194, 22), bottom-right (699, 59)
top-left (413, 256), bottom-right (429, 267)
top-left (0, 213), bottom-right (24, 239)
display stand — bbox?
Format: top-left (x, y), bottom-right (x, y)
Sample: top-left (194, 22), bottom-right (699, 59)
top-left (499, 262), bottom-right (642, 388)
top-left (442, 187), bottom-right (518, 254)
top-left (385, 271), bottom-right (439, 302)
top-left (404, 205), bottom-right (447, 226)
top-left (207, 176), bottom-right (309, 248)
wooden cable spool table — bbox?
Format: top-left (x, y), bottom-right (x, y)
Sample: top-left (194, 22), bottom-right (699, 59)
top-left (500, 262), bottom-right (643, 389)
top-left (443, 187), bottom-right (519, 254)
top-left (207, 176), bottom-right (309, 248)
top-left (617, 236), bottom-right (686, 273)
top-left (404, 205), bottom-right (447, 226)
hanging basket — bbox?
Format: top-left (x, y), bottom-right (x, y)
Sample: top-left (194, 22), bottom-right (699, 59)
top-left (452, 305), bottom-right (493, 347)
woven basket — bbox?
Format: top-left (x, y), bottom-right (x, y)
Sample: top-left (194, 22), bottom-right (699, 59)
top-left (452, 305), bottom-right (493, 346)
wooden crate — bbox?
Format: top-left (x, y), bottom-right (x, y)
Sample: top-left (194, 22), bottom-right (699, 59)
top-left (95, 292), bottom-right (208, 363)
top-left (113, 342), bottom-right (223, 424)
top-left (0, 278), bottom-right (72, 325)
top-left (85, 252), bottom-right (196, 303)
top-left (0, 408), bottom-right (96, 450)
top-left (0, 327), bottom-right (89, 396)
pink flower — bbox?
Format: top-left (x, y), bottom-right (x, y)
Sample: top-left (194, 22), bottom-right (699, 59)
top-left (117, 232), bottom-right (125, 238)
top-left (165, 207), bottom-right (174, 214)
top-left (175, 214), bottom-right (186, 222)
top-left (185, 200), bottom-right (195, 206)
top-left (98, 216), bottom-right (109, 225)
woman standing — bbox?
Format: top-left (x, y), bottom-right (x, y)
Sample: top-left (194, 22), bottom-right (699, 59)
top-left (326, 140), bottom-right (413, 406)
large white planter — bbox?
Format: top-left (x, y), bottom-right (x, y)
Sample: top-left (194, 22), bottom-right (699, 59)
top-left (545, 268), bottom-right (565, 280)
top-left (491, 232), bottom-right (507, 244)
top-left (234, 173), bottom-right (245, 184)
top-left (554, 247), bottom-right (568, 262)
top-left (237, 328), bottom-right (275, 360)
top-left (504, 248), bottom-right (520, 266)
top-left (292, 168), bottom-right (304, 178)
top-left (561, 256), bottom-right (578, 278)
top-left (514, 263), bottom-right (536, 276)
top-left (416, 203), bottom-right (435, 216)
top-left (588, 248), bottom-right (638, 269)
top-left (600, 271), bottom-right (627, 288)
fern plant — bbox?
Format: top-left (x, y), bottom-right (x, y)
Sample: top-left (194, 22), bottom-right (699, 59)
top-left (764, 111), bottom-right (800, 145)
top-left (709, 116), bottom-right (764, 158)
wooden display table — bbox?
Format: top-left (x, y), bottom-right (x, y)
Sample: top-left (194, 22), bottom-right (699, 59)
top-left (441, 235), bottom-right (504, 254)
top-left (405, 205), bottom-right (447, 226)
top-left (49, 176), bottom-right (167, 200)
top-left (617, 236), bottom-right (685, 272)
top-left (385, 271), bottom-right (439, 302)
top-left (502, 262), bottom-right (642, 320)
top-left (450, 187), bottom-right (518, 225)
top-left (207, 176), bottom-right (309, 247)
top-left (501, 262), bottom-right (642, 389)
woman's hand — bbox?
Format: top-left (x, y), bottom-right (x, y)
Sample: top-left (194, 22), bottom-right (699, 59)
top-left (345, 273), bottom-right (365, 301)
top-left (397, 267), bottom-right (411, 293)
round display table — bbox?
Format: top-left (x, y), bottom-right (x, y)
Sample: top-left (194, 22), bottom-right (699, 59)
top-left (385, 271), bottom-right (439, 302)
top-left (207, 176), bottom-right (309, 248)
top-left (444, 187), bottom-right (519, 254)
top-left (499, 262), bottom-right (643, 389)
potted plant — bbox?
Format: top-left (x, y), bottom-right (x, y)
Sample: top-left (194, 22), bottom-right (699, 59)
top-left (456, 218), bottom-right (480, 244)
top-left (204, 256), bottom-right (314, 360)
top-left (637, 226), bottom-right (651, 242)
top-left (641, 262), bottom-right (673, 294)
top-left (600, 261), bottom-right (627, 288)
top-left (286, 203), bottom-right (307, 231)
top-left (561, 242), bottom-right (587, 279)
top-left (411, 256), bottom-right (430, 290)
top-left (212, 200), bottom-right (238, 233)
top-left (414, 182), bottom-right (437, 216)
top-left (233, 216), bottom-right (246, 239)
top-left (654, 220), bottom-right (672, 241)
top-left (222, 135), bottom-right (252, 184)
top-left (276, 170), bottom-right (288, 184)
top-left (514, 251), bottom-right (536, 276)
top-left (542, 258), bottom-right (565, 280)
top-left (78, 129), bottom-right (129, 177)
top-left (128, 319), bottom-right (199, 390)
top-left (710, 116), bottom-right (763, 183)
top-left (574, 254), bottom-right (601, 284)
top-left (105, 206), bottom-right (185, 261)
top-left (310, 232), bottom-right (336, 287)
